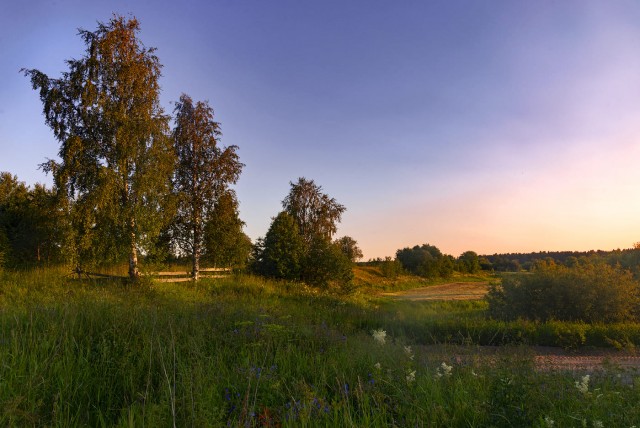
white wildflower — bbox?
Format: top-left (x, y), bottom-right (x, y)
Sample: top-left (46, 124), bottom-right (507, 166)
top-left (404, 345), bottom-right (414, 360)
top-left (471, 369), bottom-right (478, 377)
top-left (544, 416), bottom-right (555, 427)
top-left (440, 362), bottom-right (452, 377)
top-left (434, 362), bottom-right (453, 378)
top-left (374, 362), bottom-right (382, 371)
top-left (592, 421), bottom-right (603, 428)
top-left (575, 374), bottom-right (590, 394)
top-left (371, 329), bottom-right (387, 345)
top-left (406, 370), bottom-right (416, 384)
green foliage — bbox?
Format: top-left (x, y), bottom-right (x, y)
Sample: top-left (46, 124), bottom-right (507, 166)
top-left (396, 244), bottom-right (456, 279)
top-left (0, 173), bottom-right (66, 267)
top-left (252, 212), bottom-right (305, 280)
top-left (484, 246), bottom-right (640, 275)
top-left (254, 180), bottom-right (355, 289)
top-left (458, 250), bottom-right (480, 273)
top-left (171, 94), bottom-right (243, 278)
top-left (282, 177), bottom-right (345, 244)
top-left (302, 237), bottom-right (354, 289)
top-left (0, 227), bottom-right (8, 269)
top-left (3, 271), bottom-right (640, 426)
top-left (23, 16), bottom-right (174, 278)
top-left (487, 263), bottom-right (640, 323)
top-left (379, 257), bottom-right (403, 279)
top-left (334, 235), bottom-right (363, 263)
top-left (204, 192), bottom-right (251, 268)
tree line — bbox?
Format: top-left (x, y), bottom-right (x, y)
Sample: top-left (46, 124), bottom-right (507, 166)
top-left (4, 15), bottom-right (362, 288)
top-left (363, 244), bottom-right (482, 280)
top-left (362, 244), bottom-right (640, 280)
top-left (482, 247), bottom-right (640, 277)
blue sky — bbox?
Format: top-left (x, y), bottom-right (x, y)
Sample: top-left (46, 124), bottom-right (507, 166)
top-left (2, 1), bottom-right (640, 258)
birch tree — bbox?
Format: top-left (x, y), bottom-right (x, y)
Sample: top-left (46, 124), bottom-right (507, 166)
top-left (282, 178), bottom-right (345, 244)
top-left (23, 16), bottom-right (173, 279)
top-left (172, 94), bottom-right (243, 280)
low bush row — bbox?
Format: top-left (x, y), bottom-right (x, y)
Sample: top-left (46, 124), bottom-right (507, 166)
top-left (486, 263), bottom-right (640, 323)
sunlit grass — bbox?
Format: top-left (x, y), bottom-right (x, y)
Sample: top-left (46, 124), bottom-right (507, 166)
top-left (1, 269), bottom-right (640, 426)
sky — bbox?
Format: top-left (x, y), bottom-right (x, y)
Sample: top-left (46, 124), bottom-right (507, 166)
top-left (2, 0), bottom-right (640, 259)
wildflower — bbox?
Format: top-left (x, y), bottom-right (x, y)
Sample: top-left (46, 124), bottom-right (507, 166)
top-left (544, 416), bottom-right (555, 427)
top-left (371, 329), bottom-right (387, 345)
top-left (406, 370), bottom-right (416, 384)
top-left (374, 362), bottom-right (382, 371)
top-left (575, 374), bottom-right (590, 394)
top-left (471, 369), bottom-right (478, 377)
top-left (434, 362), bottom-right (453, 379)
top-left (440, 362), bottom-right (452, 377)
top-left (404, 345), bottom-right (414, 360)
top-left (592, 421), bottom-right (603, 428)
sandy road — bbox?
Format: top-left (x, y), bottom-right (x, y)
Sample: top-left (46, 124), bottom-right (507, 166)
top-left (381, 282), bottom-right (490, 301)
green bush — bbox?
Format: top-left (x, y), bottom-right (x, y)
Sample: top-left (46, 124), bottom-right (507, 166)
top-left (487, 263), bottom-right (640, 323)
top-left (379, 257), bottom-right (403, 279)
top-left (302, 236), bottom-right (354, 289)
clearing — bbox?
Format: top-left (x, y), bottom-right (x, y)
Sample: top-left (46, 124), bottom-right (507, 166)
top-left (382, 281), bottom-right (490, 301)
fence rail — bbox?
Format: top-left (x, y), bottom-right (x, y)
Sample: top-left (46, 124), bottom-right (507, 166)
top-left (76, 268), bottom-right (232, 282)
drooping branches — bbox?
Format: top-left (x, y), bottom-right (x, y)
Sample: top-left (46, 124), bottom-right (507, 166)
top-left (23, 15), bottom-right (173, 279)
top-left (282, 177), bottom-right (345, 244)
top-left (171, 94), bottom-right (243, 280)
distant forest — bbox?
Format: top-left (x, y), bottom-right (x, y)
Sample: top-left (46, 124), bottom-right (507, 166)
top-left (363, 245), bottom-right (640, 278)
top-left (482, 248), bottom-right (640, 273)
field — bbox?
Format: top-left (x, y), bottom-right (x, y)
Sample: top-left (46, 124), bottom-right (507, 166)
top-left (2, 267), bottom-right (640, 426)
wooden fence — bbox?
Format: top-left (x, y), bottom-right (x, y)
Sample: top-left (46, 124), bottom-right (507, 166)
top-left (152, 267), bottom-right (232, 283)
top-left (77, 267), bottom-right (232, 282)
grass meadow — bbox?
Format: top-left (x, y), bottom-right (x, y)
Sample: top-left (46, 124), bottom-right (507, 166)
top-left (2, 268), bottom-right (640, 426)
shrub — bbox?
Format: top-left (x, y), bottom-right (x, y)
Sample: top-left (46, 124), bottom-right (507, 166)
top-left (302, 237), bottom-right (354, 289)
top-left (380, 257), bottom-right (403, 279)
top-left (486, 263), bottom-right (640, 323)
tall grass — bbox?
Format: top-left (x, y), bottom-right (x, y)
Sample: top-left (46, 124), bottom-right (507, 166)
top-left (1, 270), bottom-right (640, 426)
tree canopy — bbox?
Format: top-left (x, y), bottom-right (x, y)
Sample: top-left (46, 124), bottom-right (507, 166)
top-left (396, 244), bottom-right (454, 279)
top-left (252, 211), bottom-right (305, 281)
top-left (204, 191), bottom-right (251, 269)
top-left (0, 172), bottom-right (66, 268)
top-left (334, 236), bottom-right (363, 263)
top-left (23, 15), bottom-right (173, 279)
top-left (171, 94), bottom-right (243, 279)
top-left (282, 178), bottom-right (345, 244)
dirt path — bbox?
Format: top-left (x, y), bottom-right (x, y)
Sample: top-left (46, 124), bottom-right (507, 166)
top-left (419, 345), bottom-right (640, 374)
top-left (382, 282), bottom-right (490, 301)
